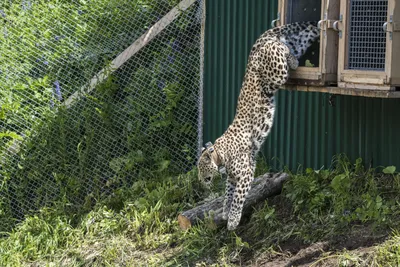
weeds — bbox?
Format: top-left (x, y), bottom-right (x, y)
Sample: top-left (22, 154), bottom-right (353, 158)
top-left (283, 155), bottom-right (400, 238)
top-left (1, 0), bottom-right (201, 232)
top-left (0, 170), bottom-right (204, 266)
top-left (0, 156), bottom-right (400, 266)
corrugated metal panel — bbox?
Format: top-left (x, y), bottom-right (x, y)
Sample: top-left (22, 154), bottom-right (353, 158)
top-left (203, 0), bottom-right (400, 171)
top-left (265, 91), bottom-right (400, 170)
top-left (204, 0), bottom-right (278, 142)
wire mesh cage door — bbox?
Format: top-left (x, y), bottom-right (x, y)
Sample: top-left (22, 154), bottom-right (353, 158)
top-left (338, 0), bottom-right (400, 89)
top-left (276, 0), bottom-right (340, 86)
top-left (347, 0), bottom-right (387, 71)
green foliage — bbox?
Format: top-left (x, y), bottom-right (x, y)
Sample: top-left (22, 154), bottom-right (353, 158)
top-left (0, 169), bottom-right (205, 266)
top-left (383, 166), bottom-right (396, 174)
top-left (0, 209), bottom-right (81, 265)
top-left (0, 156), bottom-right (400, 266)
top-left (0, 0), bottom-right (200, 230)
top-left (373, 232), bottom-right (400, 266)
top-left (284, 155), bottom-right (400, 231)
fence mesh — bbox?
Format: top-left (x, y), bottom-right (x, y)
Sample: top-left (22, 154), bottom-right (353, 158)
top-left (0, 0), bottom-right (203, 231)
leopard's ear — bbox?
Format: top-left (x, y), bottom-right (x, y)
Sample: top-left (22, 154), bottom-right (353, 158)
top-left (201, 147), bottom-right (205, 152)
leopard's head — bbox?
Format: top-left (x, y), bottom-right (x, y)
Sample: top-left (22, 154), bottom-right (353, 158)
top-left (197, 142), bottom-right (221, 188)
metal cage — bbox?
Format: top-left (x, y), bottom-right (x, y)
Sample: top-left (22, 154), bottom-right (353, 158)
top-left (284, 0), bottom-right (321, 67)
top-left (347, 0), bottom-right (388, 71)
top-left (275, 0), bottom-right (400, 97)
top-left (277, 0), bottom-right (340, 86)
top-left (337, 0), bottom-right (400, 93)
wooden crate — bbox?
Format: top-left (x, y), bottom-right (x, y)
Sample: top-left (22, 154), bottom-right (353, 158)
top-left (337, 0), bottom-right (399, 91)
top-left (277, 0), bottom-right (340, 86)
top-left (275, 0), bottom-right (400, 97)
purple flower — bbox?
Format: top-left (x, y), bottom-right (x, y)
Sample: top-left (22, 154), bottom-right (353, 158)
top-left (78, 10), bottom-right (83, 15)
top-left (167, 55), bottom-right (175, 64)
top-left (44, 61), bottom-right (49, 65)
top-left (0, 10), bottom-right (5, 18)
top-left (55, 36), bottom-right (60, 41)
top-left (54, 80), bottom-right (62, 101)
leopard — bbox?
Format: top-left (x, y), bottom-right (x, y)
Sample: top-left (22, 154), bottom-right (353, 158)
top-left (197, 21), bottom-right (320, 230)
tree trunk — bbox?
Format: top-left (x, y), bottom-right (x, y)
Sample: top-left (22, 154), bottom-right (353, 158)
top-left (178, 172), bottom-right (289, 230)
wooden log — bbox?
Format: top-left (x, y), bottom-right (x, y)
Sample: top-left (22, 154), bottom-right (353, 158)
top-left (178, 172), bottom-right (289, 230)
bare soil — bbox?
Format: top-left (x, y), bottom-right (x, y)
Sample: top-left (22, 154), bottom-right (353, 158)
top-left (240, 194), bottom-right (389, 267)
top-left (245, 223), bottom-right (387, 267)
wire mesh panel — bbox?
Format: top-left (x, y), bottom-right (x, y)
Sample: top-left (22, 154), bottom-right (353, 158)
top-left (0, 0), bottom-right (203, 231)
top-left (347, 0), bottom-right (388, 70)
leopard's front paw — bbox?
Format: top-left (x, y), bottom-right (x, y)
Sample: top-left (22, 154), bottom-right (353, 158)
top-left (227, 217), bottom-right (239, 231)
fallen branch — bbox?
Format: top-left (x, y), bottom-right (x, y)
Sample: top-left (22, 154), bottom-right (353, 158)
top-left (178, 172), bottom-right (289, 230)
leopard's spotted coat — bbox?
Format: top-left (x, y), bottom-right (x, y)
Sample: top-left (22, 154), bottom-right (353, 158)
top-left (198, 22), bottom-right (320, 230)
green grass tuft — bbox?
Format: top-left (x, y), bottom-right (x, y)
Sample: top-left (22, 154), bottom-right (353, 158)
top-left (1, 156), bottom-right (400, 266)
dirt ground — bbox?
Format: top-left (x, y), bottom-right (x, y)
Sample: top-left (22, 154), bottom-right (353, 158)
top-left (246, 226), bottom-right (387, 267)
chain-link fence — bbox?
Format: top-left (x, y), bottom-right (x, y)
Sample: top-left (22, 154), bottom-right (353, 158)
top-left (0, 0), bottom-right (203, 231)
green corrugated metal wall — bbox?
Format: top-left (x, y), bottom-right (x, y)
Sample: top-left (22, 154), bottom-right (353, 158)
top-left (203, 0), bottom-right (400, 171)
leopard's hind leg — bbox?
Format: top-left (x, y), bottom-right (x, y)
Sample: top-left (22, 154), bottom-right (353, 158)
top-left (222, 179), bottom-right (236, 220)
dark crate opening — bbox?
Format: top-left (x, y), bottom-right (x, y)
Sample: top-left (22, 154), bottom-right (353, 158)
top-left (285, 0), bottom-right (321, 67)
top-left (347, 0), bottom-right (388, 71)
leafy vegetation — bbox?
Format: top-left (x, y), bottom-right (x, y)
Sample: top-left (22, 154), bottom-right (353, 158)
top-left (0, 156), bottom-right (400, 266)
top-left (0, 0), bottom-right (200, 231)
top-left (2, 2), bottom-right (400, 266)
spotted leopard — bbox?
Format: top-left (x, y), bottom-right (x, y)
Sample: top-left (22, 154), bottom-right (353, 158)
top-left (197, 21), bottom-right (320, 230)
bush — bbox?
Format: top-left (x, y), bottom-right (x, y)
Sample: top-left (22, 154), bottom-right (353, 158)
top-left (0, 0), bottom-right (201, 231)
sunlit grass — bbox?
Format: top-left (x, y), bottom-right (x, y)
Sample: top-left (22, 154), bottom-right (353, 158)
top-left (1, 156), bottom-right (400, 266)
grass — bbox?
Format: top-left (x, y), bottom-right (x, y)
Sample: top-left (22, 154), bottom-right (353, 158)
top-left (1, 155), bottom-right (400, 266)
top-left (307, 232), bottom-right (400, 267)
